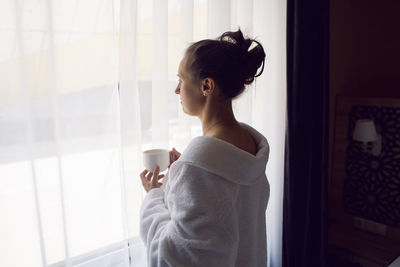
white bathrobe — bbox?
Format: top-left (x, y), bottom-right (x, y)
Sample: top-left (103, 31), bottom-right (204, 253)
top-left (140, 124), bottom-right (270, 267)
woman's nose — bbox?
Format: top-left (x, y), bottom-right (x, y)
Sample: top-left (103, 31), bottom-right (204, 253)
top-left (175, 86), bottom-right (180, 95)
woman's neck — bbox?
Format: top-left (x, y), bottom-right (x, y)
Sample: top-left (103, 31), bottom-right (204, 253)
top-left (200, 100), bottom-right (237, 136)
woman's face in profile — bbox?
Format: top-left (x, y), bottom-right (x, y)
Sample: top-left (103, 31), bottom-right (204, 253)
top-left (175, 55), bottom-right (204, 116)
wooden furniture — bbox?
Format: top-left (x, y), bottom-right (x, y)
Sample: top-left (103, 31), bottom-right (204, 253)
top-left (329, 223), bottom-right (400, 266)
top-left (329, 96), bottom-right (400, 266)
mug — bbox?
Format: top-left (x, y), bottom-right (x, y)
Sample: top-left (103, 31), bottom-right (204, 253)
top-left (142, 149), bottom-right (170, 172)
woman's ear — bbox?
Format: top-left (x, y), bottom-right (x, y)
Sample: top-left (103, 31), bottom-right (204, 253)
top-left (201, 78), bottom-right (215, 96)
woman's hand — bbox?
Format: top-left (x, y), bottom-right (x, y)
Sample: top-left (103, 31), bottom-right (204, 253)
top-left (169, 147), bottom-right (181, 168)
top-left (140, 165), bottom-right (165, 192)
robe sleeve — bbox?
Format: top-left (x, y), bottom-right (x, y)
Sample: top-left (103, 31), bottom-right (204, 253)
top-left (140, 163), bottom-right (238, 267)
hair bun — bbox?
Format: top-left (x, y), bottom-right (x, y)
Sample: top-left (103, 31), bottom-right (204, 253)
top-left (219, 29), bottom-right (266, 85)
top-left (185, 29), bottom-right (266, 100)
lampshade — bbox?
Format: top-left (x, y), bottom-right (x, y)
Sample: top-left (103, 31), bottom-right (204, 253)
top-left (352, 119), bottom-right (377, 142)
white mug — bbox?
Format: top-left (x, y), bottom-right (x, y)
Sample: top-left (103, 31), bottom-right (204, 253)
top-left (142, 149), bottom-right (170, 172)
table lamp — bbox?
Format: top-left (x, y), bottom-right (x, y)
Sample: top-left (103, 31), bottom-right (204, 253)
top-left (352, 119), bottom-right (382, 156)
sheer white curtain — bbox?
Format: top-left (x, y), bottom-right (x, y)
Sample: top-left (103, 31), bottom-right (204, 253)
top-left (1, 0), bottom-right (285, 266)
top-left (0, 0), bottom-right (129, 266)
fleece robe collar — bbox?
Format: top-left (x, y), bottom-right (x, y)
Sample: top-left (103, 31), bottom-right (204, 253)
top-left (177, 123), bottom-right (269, 186)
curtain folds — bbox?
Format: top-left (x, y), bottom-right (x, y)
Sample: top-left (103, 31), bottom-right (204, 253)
top-left (283, 0), bottom-right (330, 266)
top-left (1, 1), bottom-right (129, 266)
top-left (1, 0), bottom-right (286, 266)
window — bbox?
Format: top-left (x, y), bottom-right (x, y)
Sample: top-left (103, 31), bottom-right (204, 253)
top-left (0, 0), bottom-right (208, 266)
top-left (1, 0), bottom-right (285, 266)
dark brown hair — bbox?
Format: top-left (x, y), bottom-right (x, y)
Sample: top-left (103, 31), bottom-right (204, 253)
top-left (185, 29), bottom-right (265, 100)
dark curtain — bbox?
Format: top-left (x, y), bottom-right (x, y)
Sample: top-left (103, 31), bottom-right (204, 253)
top-left (283, 0), bottom-right (330, 266)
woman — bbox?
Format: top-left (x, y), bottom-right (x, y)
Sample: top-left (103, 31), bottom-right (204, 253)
top-left (139, 29), bottom-right (270, 267)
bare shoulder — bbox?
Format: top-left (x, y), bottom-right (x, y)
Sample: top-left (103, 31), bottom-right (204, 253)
top-left (213, 123), bottom-right (257, 156)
